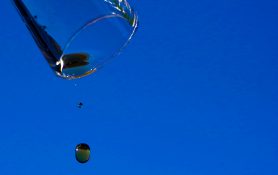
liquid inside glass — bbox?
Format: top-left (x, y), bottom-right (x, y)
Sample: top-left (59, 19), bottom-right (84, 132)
top-left (13, 0), bottom-right (138, 79)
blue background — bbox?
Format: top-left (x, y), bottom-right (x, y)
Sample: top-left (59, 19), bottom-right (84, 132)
top-left (0, 0), bottom-right (278, 174)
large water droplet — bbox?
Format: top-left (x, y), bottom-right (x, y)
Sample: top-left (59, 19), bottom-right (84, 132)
top-left (75, 143), bottom-right (90, 163)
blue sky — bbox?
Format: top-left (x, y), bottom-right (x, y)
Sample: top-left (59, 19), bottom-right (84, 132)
top-left (0, 0), bottom-right (278, 174)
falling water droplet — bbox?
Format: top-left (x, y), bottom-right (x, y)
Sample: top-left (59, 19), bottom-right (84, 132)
top-left (77, 102), bottom-right (83, 108)
top-left (75, 143), bottom-right (91, 163)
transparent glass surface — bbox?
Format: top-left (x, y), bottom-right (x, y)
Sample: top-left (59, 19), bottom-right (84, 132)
top-left (12, 0), bottom-right (138, 79)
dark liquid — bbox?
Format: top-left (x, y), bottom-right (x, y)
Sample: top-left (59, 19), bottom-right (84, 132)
top-left (12, 0), bottom-right (92, 79)
top-left (75, 143), bottom-right (91, 163)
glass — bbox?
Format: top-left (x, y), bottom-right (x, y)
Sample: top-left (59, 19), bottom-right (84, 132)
top-left (12, 0), bottom-right (138, 79)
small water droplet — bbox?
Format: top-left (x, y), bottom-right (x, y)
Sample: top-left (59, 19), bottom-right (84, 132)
top-left (75, 143), bottom-right (91, 163)
top-left (77, 102), bottom-right (83, 108)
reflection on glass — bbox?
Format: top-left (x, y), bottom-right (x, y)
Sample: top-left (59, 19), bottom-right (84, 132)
top-left (12, 0), bottom-right (138, 79)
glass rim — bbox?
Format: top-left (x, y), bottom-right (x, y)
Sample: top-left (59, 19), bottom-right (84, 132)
top-left (57, 13), bottom-right (139, 80)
